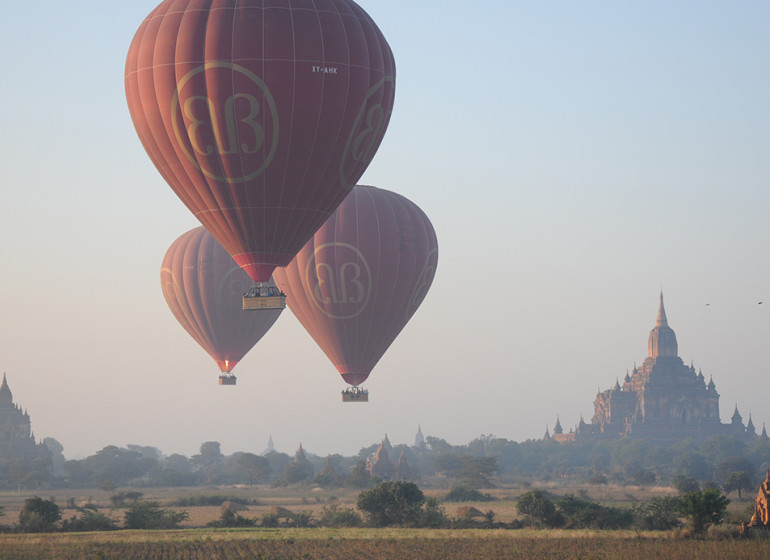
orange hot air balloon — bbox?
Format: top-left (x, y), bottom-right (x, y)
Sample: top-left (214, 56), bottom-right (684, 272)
top-left (273, 186), bottom-right (438, 401)
top-left (126, 0), bottom-right (396, 307)
top-left (161, 227), bottom-right (282, 385)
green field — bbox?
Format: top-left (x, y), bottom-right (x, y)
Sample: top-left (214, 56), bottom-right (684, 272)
top-left (1, 528), bottom-right (769, 560)
top-left (0, 484), bottom-right (767, 559)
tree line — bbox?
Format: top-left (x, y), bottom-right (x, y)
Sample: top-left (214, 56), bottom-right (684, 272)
top-left (1, 432), bottom-right (768, 500)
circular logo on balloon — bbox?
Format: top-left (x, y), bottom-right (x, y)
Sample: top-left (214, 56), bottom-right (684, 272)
top-left (339, 76), bottom-right (395, 189)
top-left (171, 62), bottom-right (280, 184)
top-left (406, 248), bottom-right (438, 320)
top-left (217, 264), bottom-right (253, 309)
top-left (305, 242), bottom-right (372, 319)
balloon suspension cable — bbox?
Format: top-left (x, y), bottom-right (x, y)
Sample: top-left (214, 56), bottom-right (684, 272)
top-left (342, 386), bottom-right (369, 402)
top-left (243, 282), bottom-right (286, 310)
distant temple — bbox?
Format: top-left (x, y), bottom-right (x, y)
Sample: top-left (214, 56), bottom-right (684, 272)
top-left (749, 470), bottom-right (770, 527)
top-left (366, 435), bottom-right (413, 481)
top-left (0, 374), bottom-right (52, 486)
top-left (547, 294), bottom-right (758, 444)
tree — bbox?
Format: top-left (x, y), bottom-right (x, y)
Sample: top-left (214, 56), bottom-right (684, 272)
top-left (516, 489), bottom-right (556, 528)
top-left (191, 442), bottom-right (223, 484)
top-left (632, 469), bottom-right (656, 486)
top-left (717, 456), bottom-right (755, 482)
top-left (346, 460), bottom-right (374, 489)
top-left (672, 475), bottom-right (699, 494)
top-left (434, 453), bottom-right (499, 488)
top-left (723, 471), bottom-right (754, 500)
top-left (123, 501), bottom-right (189, 529)
top-left (357, 481), bottom-right (425, 527)
top-left (673, 450), bottom-right (712, 480)
top-left (225, 452), bottom-right (271, 486)
top-left (639, 496), bottom-right (682, 530)
top-left (43, 437), bottom-right (66, 477)
top-left (678, 489), bottom-right (729, 533)
top-left (18, 497), bottom-right (61, 532)
top-left (61, 506), bottom-right (119, 532)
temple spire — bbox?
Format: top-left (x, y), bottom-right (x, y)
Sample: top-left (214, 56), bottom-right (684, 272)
top-left (656, 292), bottom-right (668, 327)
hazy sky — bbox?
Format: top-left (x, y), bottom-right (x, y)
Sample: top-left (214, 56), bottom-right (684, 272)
top-left (1, 1), bottom-right (768, 459)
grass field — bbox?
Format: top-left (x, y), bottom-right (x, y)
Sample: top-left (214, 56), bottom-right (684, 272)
top-left (0, 484), bottom-right (766, 559)
top-left (0, 528), bottom-right (769, 560)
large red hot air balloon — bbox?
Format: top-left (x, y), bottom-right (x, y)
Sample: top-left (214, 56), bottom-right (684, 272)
top-left (126, 0), bottom-right (396, 307)
top-left (273, 186), bottom-right (438, 401)
top-left (161, 227), bottom-right (283, 384)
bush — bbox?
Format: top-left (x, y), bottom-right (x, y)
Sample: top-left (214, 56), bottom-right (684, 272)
top-left (206, 508), bottom-right (256, 528)
top-left (443, 486), bottom-right (495, 502)
top-left (123, 501), bottom-right (189, 529)
top-left (557, 494), bottom-right (634, 530)
top-left (169, 494), bottom-right (255, 507)
top-left (357, 481), bottom-right (425, 527)
top-left (110, 491), bottom-right (143, 507)
top-left (637, 496), bottom-right (683, 531)
top-left (516, 489), bottom-right (556, 528)
top-left (318, 504), bottom-right (362, 528)
top-left (18, 497), bottom-right (61, 533)
top-left (260, 513), bottom-right (280, 527)
top-left (61, 507), bottom-right (119, 532)
top-left (679, 489), bottom-right (729, 533)
top-left (417, 497), bottom-right (448, 528)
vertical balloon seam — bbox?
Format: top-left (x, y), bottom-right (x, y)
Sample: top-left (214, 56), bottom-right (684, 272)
top-left (369, 186), bottom-right (402, 374)
top-left (199, 230), bottom-right (226, 354)
top-left (167, 6), bottom-right (222, 223)
top-left (157, 6), bottom-right (232, 247)
top-left (186, 229), bottom-right (219, 359)
top-left (174, 231), bottom-right (213, 355)
top-left (224, 2), bottom-right (255, 267)
top-left (197, 6), bottom-right (251, 265)
top-left (270, 1), bottom-right (300, 257)
top-left (305, 0), bottom-right (354, 218)
top-left (130, 12), bottom-right (198, 219)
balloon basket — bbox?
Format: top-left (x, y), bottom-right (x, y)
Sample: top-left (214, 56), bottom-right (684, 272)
top-left (243, 283), bottom-right (286, 310)
top-left (342, 387), bottom-right (368, 402)
top-left (218, 375), bottom-right (237, 385)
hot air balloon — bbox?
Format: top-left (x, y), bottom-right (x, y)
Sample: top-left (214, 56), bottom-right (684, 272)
top-left (273, 186), bottom-right (438, 401)
top-left (126, 0), bottom-right (396, 309)
top-left (161, 227), bottom-right (283, 385)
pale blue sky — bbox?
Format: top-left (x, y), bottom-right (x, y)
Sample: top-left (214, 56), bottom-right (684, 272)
top-left (0, 1), bottom-right (768, 458)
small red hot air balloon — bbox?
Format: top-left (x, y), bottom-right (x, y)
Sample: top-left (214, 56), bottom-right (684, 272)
top-left (126, 0), bottom-right (396, 309)
top-left (161, 227), bottom-right (283, 385)
top-left (273, 186), bottom-right (438, 401)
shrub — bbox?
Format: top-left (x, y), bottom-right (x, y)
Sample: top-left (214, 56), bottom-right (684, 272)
top-left (260, 513), bottom-right (280, 527)
top-left (357, 481), bottom-right (426, 527)
top-left (516, 489), bottom-right (556, 528)
top-left (318, 504), bottom-right (362, 528)
top-left (123, 501), bottom-right (189, 529)
top-left (557, 494), bottom-right (634, 530)
top-left (18, 497), bottom-right (61, 533)
top-left (679, 489), bottom-right (729, 533)
top-left (61, 507), bottom-right (119, 532)
top-left (443, 486), bottom-right (495, 502)
top-left (206, 508), bottom-right (256, 528)
top-left (638, 496), bottom-right (683, 530)
top-left (169, 494), bottom-right (254, 507)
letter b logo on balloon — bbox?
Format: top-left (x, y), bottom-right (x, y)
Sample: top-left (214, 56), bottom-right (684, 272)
top-left (171, 62), bottom-right (280, 184)
top-left (305, 243), bottom-right (372, 319)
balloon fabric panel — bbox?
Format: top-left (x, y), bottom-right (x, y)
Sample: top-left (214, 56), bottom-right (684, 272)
top-left (127, 0), bottom-right (396, 283)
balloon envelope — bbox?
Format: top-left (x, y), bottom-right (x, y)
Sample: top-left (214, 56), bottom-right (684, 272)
top-left (273, 186), bottom-right (438, 386)
top-left (161, 226), bottom-right (282, 376)
top-left (126, 0), bottom-right (396, 283)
